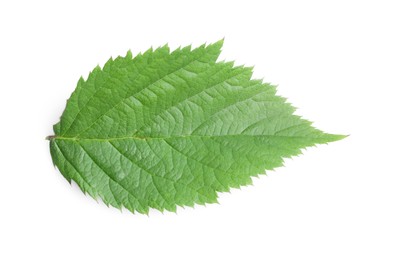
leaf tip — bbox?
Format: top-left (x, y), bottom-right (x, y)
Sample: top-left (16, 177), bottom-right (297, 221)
top-left (329, 134), bottom-right (349, 142)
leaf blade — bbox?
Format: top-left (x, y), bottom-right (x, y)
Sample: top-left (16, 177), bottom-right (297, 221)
top-left (50, 41), bottom-right (344, 213)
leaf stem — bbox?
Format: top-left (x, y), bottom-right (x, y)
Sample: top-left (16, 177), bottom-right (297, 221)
top-left (46, 135), bottom-right (56, 140)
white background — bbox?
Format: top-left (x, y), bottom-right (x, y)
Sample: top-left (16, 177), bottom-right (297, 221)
top-left (1, 1), bottom-right (392, 259)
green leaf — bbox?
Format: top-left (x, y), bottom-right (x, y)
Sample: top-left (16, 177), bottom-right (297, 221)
top-left (48, 40), bottom-right (345, 214)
